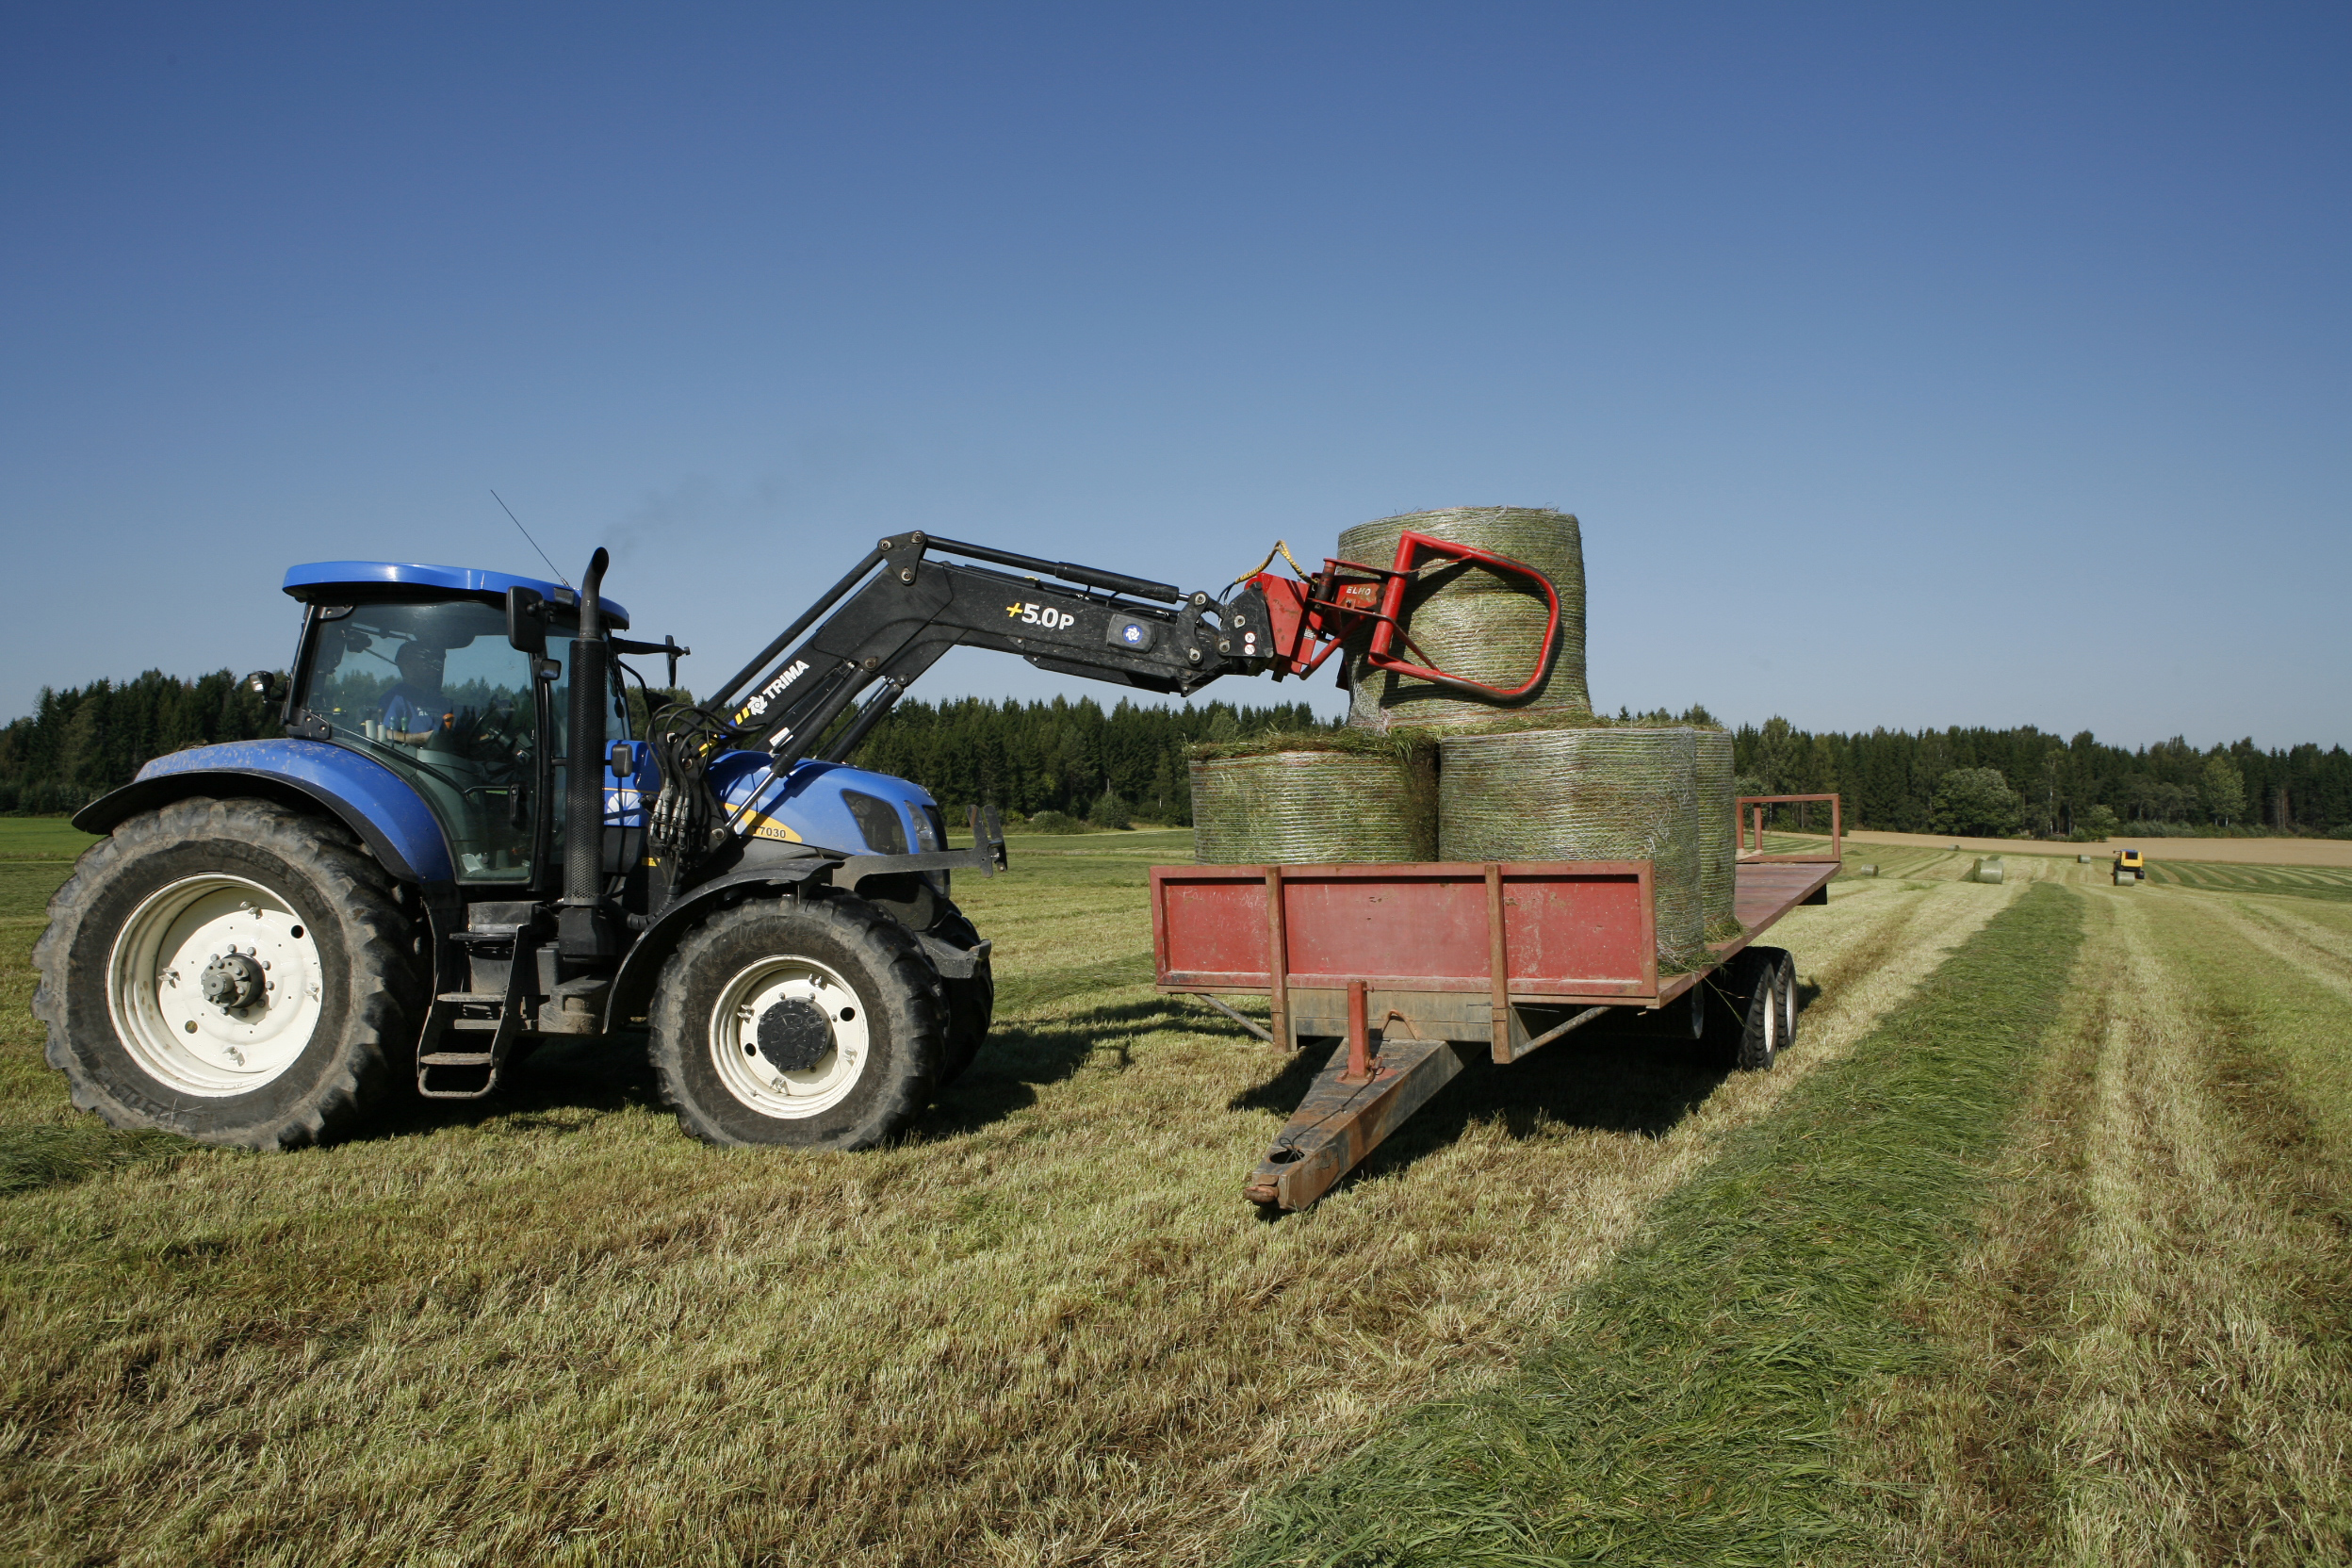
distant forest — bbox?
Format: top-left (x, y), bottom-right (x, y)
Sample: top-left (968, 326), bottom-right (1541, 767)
top-left (5, 669), bottom-right (2349, 839)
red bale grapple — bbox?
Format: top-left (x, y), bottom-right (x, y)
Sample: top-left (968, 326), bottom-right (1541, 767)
top-left (1151, 794), bottom-right (1844, 1208)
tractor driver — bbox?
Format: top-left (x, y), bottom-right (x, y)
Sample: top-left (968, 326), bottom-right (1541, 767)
top-left (379, 640), bottom-right (451, 745)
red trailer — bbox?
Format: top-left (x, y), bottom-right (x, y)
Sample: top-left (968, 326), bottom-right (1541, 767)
top-left (1152, 794), bottom-right (1844, 1208)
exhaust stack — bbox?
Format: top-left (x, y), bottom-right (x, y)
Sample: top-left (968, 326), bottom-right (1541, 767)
top-left (559, 547), bottom-right (616, 959)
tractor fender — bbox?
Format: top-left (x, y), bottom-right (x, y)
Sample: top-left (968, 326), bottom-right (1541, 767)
top-left (73, 739), bottom-right (457, 885)
top-left (603, 862), bottom-right (834, 1031)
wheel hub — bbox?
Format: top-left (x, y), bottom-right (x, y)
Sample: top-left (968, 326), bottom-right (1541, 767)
top-left (107, 874), bottom-right (325, 1097)
top-left (201, 951), bottom-right (269, 1011)
top-left (753, 997), bottom-right (835, 1072)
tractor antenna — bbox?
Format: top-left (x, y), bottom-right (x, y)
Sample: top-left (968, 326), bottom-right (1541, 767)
top-left (491, 489), bottom-right (571, 586)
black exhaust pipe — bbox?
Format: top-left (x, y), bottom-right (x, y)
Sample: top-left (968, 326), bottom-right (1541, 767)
top-left (559, 547), bottom-right (615, 959)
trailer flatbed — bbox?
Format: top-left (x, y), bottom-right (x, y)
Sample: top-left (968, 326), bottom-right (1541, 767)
top-left (1152, 802), bottom-right (1841, 1208)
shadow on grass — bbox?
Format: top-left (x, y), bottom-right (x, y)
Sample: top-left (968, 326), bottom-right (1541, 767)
top-left (0, 1119), bottom-right (200, 1196)
top-left (362, 1029), bottom-right (668, 1142)
top-left (913, 992), bottom-right (1269, 1138)
top-left (1232, 1019), bottom-right (1743, 1209)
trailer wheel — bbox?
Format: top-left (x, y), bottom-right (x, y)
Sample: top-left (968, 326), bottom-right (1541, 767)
top-left (32, 796), bottom-right (423, 1150)
top-left (1754, 945), bottom-right (1797, 1053)
top-left (649, 890), bottom-right (946, 1150)
top-left (1714, 949), bottom-right (1780, 1072)
top-left (931, 904), bottom-right (994, 1086)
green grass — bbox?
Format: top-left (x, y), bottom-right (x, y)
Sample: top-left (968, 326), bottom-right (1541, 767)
top-left (0, 816), bottom-right (101, 861)
top-left (0, 817), bottom-right (98, 922)
top-left (1844, 884), bottom-right (2352, 1563)
top-left (1231, 884), bottom-right (2087, 1567)
top-left (11, 812), bottom-right (2343, 1563)
top-left (2146, 858), bottom-right (2352, 902)
top-left (0, 816), bottom-right (1986, 1563)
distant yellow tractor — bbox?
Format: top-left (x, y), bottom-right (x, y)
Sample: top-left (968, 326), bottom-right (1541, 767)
top-left (2114, 848), bottom-right (2145, 885)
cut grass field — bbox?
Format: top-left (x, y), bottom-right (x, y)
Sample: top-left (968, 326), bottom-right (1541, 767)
top-left (3, 816), bottom-right (2346, 1563)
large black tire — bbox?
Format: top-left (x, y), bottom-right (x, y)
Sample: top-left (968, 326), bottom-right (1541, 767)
top-left (1763, 946), bottom-right (1797, 1052)
top-left (931, 903), bottom-right (994, 1087)
top-left (32, 796), bottom-right (425, 1150)
top-left (1707, 948), bottom-right (1781, 1072)
top-left (648, 889), bottom-right (947, 1150)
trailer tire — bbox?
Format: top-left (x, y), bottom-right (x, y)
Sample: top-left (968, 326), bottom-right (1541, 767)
top-left (1751, 945), bottom-right (1797, 1053)
top-left (1712, 949), bottom-right (1780, 1072)
top-left (32, 795), bottom-right (423, 1150)
top-left (931, 905), bottom-right (994, 1087)
top-left (649, 889), bottom-right (946, 1150)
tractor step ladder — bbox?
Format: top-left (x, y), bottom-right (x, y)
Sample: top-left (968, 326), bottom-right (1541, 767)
top-left (418, 923), bottom-right (538, 1099)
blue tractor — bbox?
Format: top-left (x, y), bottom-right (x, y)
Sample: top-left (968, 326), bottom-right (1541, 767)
top-left (35, 533), bottom-right (1292, 1152)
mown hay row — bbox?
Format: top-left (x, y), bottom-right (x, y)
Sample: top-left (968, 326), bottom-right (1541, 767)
top-left (1337, 506), bottom-right (1590, 732)
top-left (1438, 726), bottom-right (1705, 970)
top-left (1190, 740), bottom-right (1438, 864)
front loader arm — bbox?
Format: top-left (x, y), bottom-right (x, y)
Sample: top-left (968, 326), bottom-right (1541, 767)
top-left (708, 531), bottom-right (1278, 776)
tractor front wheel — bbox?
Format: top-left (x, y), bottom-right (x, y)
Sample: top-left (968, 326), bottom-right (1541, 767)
top-left (648, 890), bottom-right (946, 1150)
top-left (930, 903), bottom-right (994, 1087)
top-left (33, 796), bottom-right (424, 1149)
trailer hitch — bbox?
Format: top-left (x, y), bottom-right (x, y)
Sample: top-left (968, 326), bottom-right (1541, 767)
top-left (1242, 530), bottom-right (1560, 699)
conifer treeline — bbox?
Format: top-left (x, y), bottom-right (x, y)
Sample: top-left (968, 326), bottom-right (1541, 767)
top-left (7, 671), bottom-right (2350, 837)
top-left (1731, 718), bottom-right (2352, 837)
top-left (846, 695), bottom-right (1330, 823)
top-left (0, 671), bottom-right (281, 814)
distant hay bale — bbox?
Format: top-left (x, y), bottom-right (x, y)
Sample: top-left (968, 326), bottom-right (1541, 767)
top-left (1189, 731), bottom-right (1437, 864)
top-left (1437, 726), bottom-right (1704, 972)
top-left (1336, 507), bottom-right (1590, 732)
top-left (1693, 729), bottom-right (1739, 941)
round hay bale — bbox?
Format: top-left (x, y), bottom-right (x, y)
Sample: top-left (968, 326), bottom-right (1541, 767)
top-left (1693, 728), bottom-right (1739, 941)
top-left (1437, 726), bottom-right (1705, 972)
top-left (1970, 857), bottom-right (2005, 885)
top-left (1337, 507), bottom-right (1589, 732)
top-left (1189, 734), bottom-right (1436, 864)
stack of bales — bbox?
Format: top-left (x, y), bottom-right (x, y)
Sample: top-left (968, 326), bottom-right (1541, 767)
top-left (1189, 505), bottom-right (1741, 971)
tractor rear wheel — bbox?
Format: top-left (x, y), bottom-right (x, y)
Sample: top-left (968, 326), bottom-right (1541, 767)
top-left (649, 889), bottom-right (946, 1150)
top-left (33, 796), bottom-right (424, 1149)
top-left (931, 903), bottom-right (994, 1086)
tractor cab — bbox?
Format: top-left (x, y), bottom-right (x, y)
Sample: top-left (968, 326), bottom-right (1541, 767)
top-left (283, 562), bottom-right (635, 890)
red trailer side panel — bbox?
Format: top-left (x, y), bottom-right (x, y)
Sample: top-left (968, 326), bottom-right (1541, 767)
top-left (1152, 862), bottom-right (1656, 999)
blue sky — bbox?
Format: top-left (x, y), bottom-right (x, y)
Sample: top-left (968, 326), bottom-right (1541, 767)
top-left (4, 4), bottom-right (2345, 747)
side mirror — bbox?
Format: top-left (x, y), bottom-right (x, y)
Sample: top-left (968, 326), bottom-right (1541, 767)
top-left (609, 742), bottom-right (636, 777)
top-left (506, 586), bottom-right (547, 657)
top-left (242, 670), bottom-right (286, 703)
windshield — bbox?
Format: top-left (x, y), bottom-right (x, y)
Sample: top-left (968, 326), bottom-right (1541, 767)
top-left (298, 597), bottom-right (629, 885)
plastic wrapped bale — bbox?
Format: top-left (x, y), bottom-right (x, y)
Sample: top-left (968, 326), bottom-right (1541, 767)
top-left (1437, 726), bottom-right (1706, 972)
top-left (1336, 506), bottom-right (1590, 731)
top-left (1189, 733), bottom-right (1438, 865)
top-left (1971, 857), bottom-right (2005, 885)
top-left (1693, 728), bottom-right (1739, 941)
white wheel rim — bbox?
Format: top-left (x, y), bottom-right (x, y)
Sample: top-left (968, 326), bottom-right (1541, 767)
top-left (709, 955), bottom-right (871, 1119)
top-left (1761, 978), bottom-right (1778, 1058)
top-left (106, 874), bottom-right (326, 1097)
